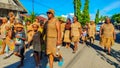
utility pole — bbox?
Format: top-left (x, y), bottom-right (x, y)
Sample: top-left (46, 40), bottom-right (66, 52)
top-left (32, 0), bottom-right (34, 12)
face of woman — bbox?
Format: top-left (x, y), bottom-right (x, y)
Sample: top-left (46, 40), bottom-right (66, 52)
top-left (27, 21), bottom-right (31, 25)
top-left (2, 18), bottom-right (7, 23)
top-left (17, 27), bottom-right (23, 32)
top-left (10, 18), bottom-right (14, 23)
top-left (35, 19), bottom-right (39, 23)
top-left (5, 26), bottom-right (10, 31)
top-left (73, 16), bottom-right (77, 22)
top-left (9, 12), bottom-right (14, 17)
top-left (33, 25), bottom-right (38, 31)
top-left (47, 12), bottom-right (53, 19)
top-left (105, 18), bottom-right (110, 24)
top-left (90, 21), bottom-right (94, 25)
top-left (67, 19), bottom-right (71, 23)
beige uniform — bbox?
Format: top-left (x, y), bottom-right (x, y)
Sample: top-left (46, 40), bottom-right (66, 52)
top-left (71, 22), bottom-right (81, 42)
top-left (26, 24), bottom-right (33, 42)
top-left (100, 23), bottom-right (114, 48)
top-left (88, 24), bottom-right (96, 39)
top-left (46, 18), bottom-right (58, 56)
top-left (5, 31), bottom-right (15, 51)
top-left (33, 22), bottom-right (40, 28)
top-left (0, 23), bottom-right (8, 38)
top-left (61, 23), bottom-right (65, 40)
top-left (63, 30), bottom-right (71, 43)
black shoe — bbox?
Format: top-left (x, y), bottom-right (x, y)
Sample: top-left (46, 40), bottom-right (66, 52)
top-left (17, 63), bottom-right (24, 68)
top-left (107, 53), bottom-right (111, 56)
top-left (3, 56), bottom-right (10, 59)
top-left (104, 49), bottom-right (107, 52)
top-left (72, 51), bottom-right (76, 54)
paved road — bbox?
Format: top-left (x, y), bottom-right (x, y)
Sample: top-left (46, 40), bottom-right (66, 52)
top-left (0, 31), bottom-right (120, 68)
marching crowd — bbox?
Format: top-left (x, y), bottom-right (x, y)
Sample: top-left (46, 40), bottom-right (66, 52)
top-left (0, 9), bottom-right (116, 68)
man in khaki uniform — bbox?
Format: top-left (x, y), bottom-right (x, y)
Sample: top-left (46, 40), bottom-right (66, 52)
top-left (100, 18), bottom-right (116, 55)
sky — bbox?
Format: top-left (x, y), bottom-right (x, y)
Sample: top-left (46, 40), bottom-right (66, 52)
top-left (20, 0), bottom-right (120, 20)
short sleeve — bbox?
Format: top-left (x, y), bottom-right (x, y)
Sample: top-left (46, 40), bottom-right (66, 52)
top-left (22, 31), bottom-right (26, 39)
top-left (78, 23), bottom-right (81, 28)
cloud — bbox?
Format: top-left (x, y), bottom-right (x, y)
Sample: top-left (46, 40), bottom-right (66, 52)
top-left (62, 13), bottom-right (95, 20)
top-left (69, 13), bottom-right (74, 16)
top-left (61, 13), bottom-right (74, 18)
top-left (90, 14), bottom-right (95, 20)
top-left (100, 1), bottom-right (120, 15)
top-left (61, 15), bottom-right (68, 18)
top-left (91, 1), bottom-right (120, 20)
top-left (39, 14), bottom-right (48, 18)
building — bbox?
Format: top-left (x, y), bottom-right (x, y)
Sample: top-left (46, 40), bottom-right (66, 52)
top-left (0, 0), bottom-right (27, 17)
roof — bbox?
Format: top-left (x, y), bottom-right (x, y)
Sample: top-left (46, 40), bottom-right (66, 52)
top-left (0, 0), bottom-right (27, 13)
top-left (20, 14), bottom-right (47, 21)
top-left (14, 0), bottom-right (28, 13)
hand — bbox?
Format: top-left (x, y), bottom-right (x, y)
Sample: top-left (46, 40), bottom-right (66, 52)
top-left (71, 34), bottom-right (73, 37)
top-left (57, 40), bottom-right (61, 45)
top-left (16, 35), bottom-right (20, 38)
top-left (114, 36), bottom-right (116, 40)
top-left (99, 35), bottom-right (102, 38)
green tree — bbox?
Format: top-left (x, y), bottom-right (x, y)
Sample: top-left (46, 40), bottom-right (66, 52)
top-left (99, 15), bottom-right (107, 22)
top-left (82, 0), bottom-right (90, 25)
top-left (73, 0), bottom-right (82, 23)
top-left (24, 12), bottom-right (37, 23)
top-left (95, 9), bottom-right (100, 24)
top-left (111, 13), bottom-right (120, 23)
top-left (56, 16), bottom-right (66, 22)
top-left (99, 15), bottom-right (103, 22)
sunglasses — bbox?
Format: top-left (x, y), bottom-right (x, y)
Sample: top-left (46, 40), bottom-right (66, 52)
top-left (47, 12), bottom-right (52, 14)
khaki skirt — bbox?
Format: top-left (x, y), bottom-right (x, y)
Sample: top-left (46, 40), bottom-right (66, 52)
top-left (46, 37), bottom-right (57, 56)
top-left (100, 36), bottom-right (114, 48)
top-left (5, 38), bottom-right (15, 51)
top-left (72, 36), bottom-right (80, 42)
top-left (63, 30), bottom-right (71, 43)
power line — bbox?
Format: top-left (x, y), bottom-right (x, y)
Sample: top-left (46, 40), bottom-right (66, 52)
top-left (20, 0), bottom-right (72, 15)
top-left (32, 0), bottom-right (34, 12)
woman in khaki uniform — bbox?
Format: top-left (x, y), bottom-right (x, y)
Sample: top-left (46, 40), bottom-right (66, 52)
top-left (71, 16), bottom-right (82, 53)
top-left (100, 18), bottom-right (116, 55)
top-left (33, 18), bottom-right (44, 34)
top-left (33, 18), bottom-right (40, 28)
top-left (43, 9), bottom-right (62, 68)
top-left (63, 18), bottom-right (71, 48)
top-left (59, 18), bottom-right (65, 42)
top-left (0, 17), bottom-right (9, 55)
top-left (8, 12), bottom-right (15, 27)
top-left (88, 21), bottom-right (96, 44)
top-left (3, 25), bottom-right (15, 59)
top-left (26, 20), bottom-right (33, 43)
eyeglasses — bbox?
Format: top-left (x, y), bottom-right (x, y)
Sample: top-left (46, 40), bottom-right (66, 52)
top-left (47, 12), bottom-right (52, 14)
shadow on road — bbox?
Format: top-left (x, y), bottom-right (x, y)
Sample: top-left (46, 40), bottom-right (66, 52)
top-left (111, 49), bottom-right (120, 63)
top-left (4, 49), bottom-right (48, 68)
top-left (62, 42), bottom-right (74, 51)
top-left (115, 32), bottom-right (120, 44)
top-left (89, 43), bottom-right (120, 68)
top-left (95, 34), bottom-right (100, 41)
